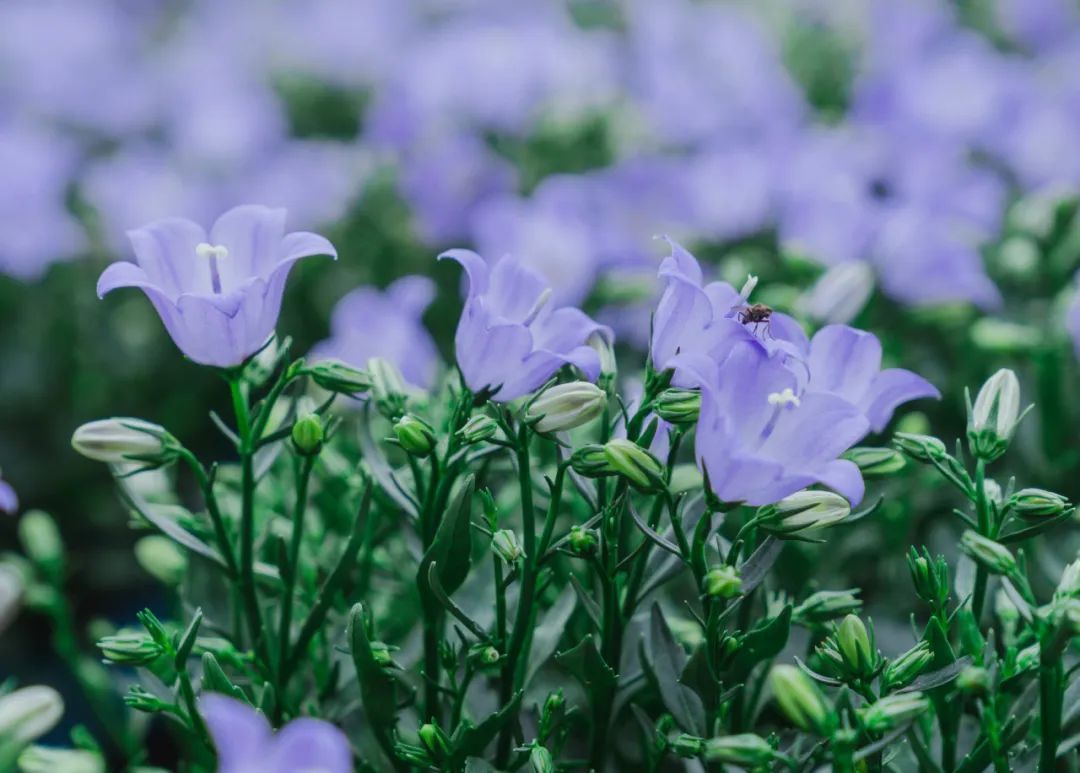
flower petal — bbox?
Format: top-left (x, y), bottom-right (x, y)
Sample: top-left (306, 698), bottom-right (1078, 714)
top-left (126, 217), bottom-right (208, 297)
top-left (281, 230), bottom-right (337, 262)
top-left (807, 325), bottom-right (883, 403)
top-left (270, 718), bottom-right (352, 773)
top-left (200, 696), bottom-right (272, 773)
top-left (209, 205), bottom-right (287, 286)
top-left (861, 368), bottom-right (940, 432)
top-left (97, 261), bottom-right (156, 298)
top-left (817, 459), bottom-right (866, 506)
top-left (439, 248), bottom-right (491, 298)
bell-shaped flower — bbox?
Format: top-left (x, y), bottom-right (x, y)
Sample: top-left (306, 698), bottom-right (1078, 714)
top-left (201, 695), bottom-right (351, 773)
top-left (677, 343), bottom-right (870, 506)
top-left (0, 473), bottom-right (16, 516)
top-left (97, 205), bottom-right (336, 368)
top-left (804, 325), bottom-right (940, 433)
top-left (440, 249), bottom-right (612, 401)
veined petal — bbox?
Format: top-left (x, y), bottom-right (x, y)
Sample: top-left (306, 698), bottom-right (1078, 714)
top-left (126, 217), bottom-right (208, 296)
top-left (652, 272), bottom-right (717, 370)
top-left (760, 392), bottom-right (869, 466)
top-left (861, 368), bottom-right (940, 432)
top-left (201, 696), bottom-right (272, 773)
top-left (807, 325), bottom-right (883, 402)
top-left (657, 235), bottom-right (704, 285)
top-left (488, 255), bottom-right (551, 323)
top-left (209, 205), bottom-right (287, 287)
top-left (439, 248), bottom-right (491, 297)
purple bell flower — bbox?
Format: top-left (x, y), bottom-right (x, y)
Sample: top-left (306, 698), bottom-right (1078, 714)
top-left (677, 344), bottom-right (869, 507)
top-left (0, 476), bottom-right (17, 516)
top-left (440, 249), bottom-right (612, 402)
top-left (97, 205), bottom-right (336, 368)
top-left (201, 695), bottom-right (351, 773)
top-left (310, 276), bottom-right (441, 390)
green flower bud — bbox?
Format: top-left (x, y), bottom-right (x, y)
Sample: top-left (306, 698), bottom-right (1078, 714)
top-left (883, 641), bottom-right (933, 690)
top-left (859, 693), bottom-right (930, 733)
top-left (539, 689), bottom-right (565, 741)
top-left (704, 565), bottom-right (742, 599)
top-left (456, 415), bottom-right (498, 445)
top-left (970, 318), bottom-right (1042, 354)
top-left (588, 331), bottom-right (617, 383)
top-left (769, 664), bottom-right (834, 735)
top-left (1008, 488), bottom-right (1070, 521)
top-left (306, 358), bottom-right (371, 395)
top-left (491, 529), bottom-right (523, 565)
top-left (703, 733), bottom-right (776, 767)
top-left (17, 511), bottom-right (64, 578)
top-left (526, 382), bottom-right (606, 434)
top-left (133, 536), bottom-right (187, 587)
top-left (291, 414), bottom-right (325, 456)
top-left (368, 357), bottom-right (407, 420)
top-left (892, 432), bottom-right (948, 463)
top-left (18, 746), bottom-right (104, 773)
top-left (529, 745), bottom-right (555, 773)
top-left (761, 490), bottom-right (851, 535)
top-left (470, 645), bottom-right (501, 668)
top-left (71, 418), bottom-right (172, 465)
top-left (968, 369), bottom-right (1023, 462)
top-left (671, 734), bottom-right (705, 759)
top-left (793, 590), bottom-right (862, 625)
top-left (567, 525), bottom-right (598, 556)
top-left (654, 388), bottom-right (701, 425)
top-left (995, 588), bottom-right (1020, 625)
top-left (837, 614), bottom-right (876, 678)
top-left (1056, 558), bottom-right (1080, 599)
top-left (1016, 644), bottom-right (1039, 672)
top-left (0, 686), bottom-right (64, 746)
top-left (956, 666), bottom-right (991, 697)
top-left (569, 444), bottom-right (614, 477)
top-left (843, 447), bottom-right (907, 477)
top-left (393, 414), bottom-right (435, 458)
top-left (907, 547), bottom-right (949, 608)
top-left (959, 530), bottom-right (1018, 578)
top-left (417, 723), bottom-right (450, 763)
top-left (97, 631), bottom-right (165, 666)
top-left (603, 438), bottom-right (665, 492)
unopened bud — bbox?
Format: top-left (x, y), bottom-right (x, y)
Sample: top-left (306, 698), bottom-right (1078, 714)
top-left (97, 631), bottom-right (165, 666)
top-left (588, 331), bottom-right (617, 382)
top-left (526, 382), bottom-right (606, 434)
top-left (393, 414), bottom-right (435, 458)
top-left (654, 389), bottom-right (701, 425)
top-left (491, 529), bottom-right (523, 565)
top-left (456, 415), bottom-right (498, 445)
top-left (1016, 644), bottom-right (1039, 672)
top-left (569, 444), bottom-right (613, 477)
top-left (1057, 558), bottom-right (1080, 599)
top-left (18, 746), bottom-right (105, 773)
top-left (18, 511), bottom-right (63, 577)
top-left (883, 641), bottom-right (933, 690)
top-left (291, 414), bottom-right (325, 456)
top-left (417, 723), bottom-right (450, 762)
top-left (1008, 488), bottom-right (1070, 521)
top-left (368, 357), bottom-right (407, 420)
top-left (892, 433), bottom-right (948, 463)
top-left (956, 666), bottom-right (991, 697)
top-left (704, 565), bottom-right (742, 599)
top-left (307, 358), bottom-right (371, 395)
top-left (959, 530), bottom-right (1018, 578)
top-left (529, 745), bottom-right (555, 773)
top-left (0, 563), bottom-right (25, 635)
top-left (134, 536), bottom-right (187, 586)
top-left (837, 614), bottom-right (876, 678)
top-left (761, 490), bottom-right (851, 535)
top-left (769, 664), bottom-right (834, 735)
top-left (794, 590), bottom-right (862, 625)
top-left (843, 447), bottom-right (906, 477)
top-left (603, 439), bottom-right (665, 492)
top-left (703, 733), bottom-right (776, 767)
top-left (860, 693), bottom-right (930, 733)
top-left (469, 645), bottom-right (500, 668)
top-left (72, 418), bottom-right (171, 465)
top-left (0, 686), bottom-right (64, 745)
top-left (968, 369), bottom-right (1023, 462)
top-left (907, 547), bottom-right (949, 608)
top-left (671, 734), bottom-right (705, 758)
top-left (567, 525), bottom-right (598, 556)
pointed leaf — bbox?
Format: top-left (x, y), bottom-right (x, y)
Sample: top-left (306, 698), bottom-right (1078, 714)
top-left (643, 604), bottom-right (706, 736)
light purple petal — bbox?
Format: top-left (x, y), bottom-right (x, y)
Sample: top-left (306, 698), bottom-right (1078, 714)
top-left (439, 248), bottom-right (491, 298)
top-left (97, 261), bottom-right (156, 298)
top-left (760, 392), bottom-right (870, 467)
top-left (201, 696), bottom-right (272, 773)
top-left (807, 325), bottom-right (883, 403)
top-left (127, 217), bottom-right (208, 297)
top-left (817, 459), bottom-right (866, 506)
top-left (281, 230), bottom-right (338, 262)
top-left (209, 205), bottom-right (287, 286)
top-left (0, 480), bottom-right (18, 515)
top-left (487, 256), bottom-right (551, 323)
top-left (861, 368), bottom-right (940, 432)
top-left (270, 718), bottom-right (352, 773)
top-left (387, 275), bottom-right (436, 316)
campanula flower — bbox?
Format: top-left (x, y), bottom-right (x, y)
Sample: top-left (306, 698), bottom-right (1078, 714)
top-left (201, 695), bottom-right (351, 773)
top-left (0, 474), bottom-right (17, 515)
top-left (677, 343), bottom-right (869, 506)
top-left (310, 276), bottom-right (440, 390)
top-left (97, 205), bottom-right (336, 368)
top-left (440, 250), bottom-right (612, 402)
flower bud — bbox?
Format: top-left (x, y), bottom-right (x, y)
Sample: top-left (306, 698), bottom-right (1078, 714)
top-left (588, 331), bottom-right (617, 382)
top-left (892, 433), bottom-right (948, 463)
top-left (959, 530), bottom-right (1018, 578)
top-left (859, 693), bottom-right (930, 733)
top-left (133, 536), bottom-right (187, 587)
top-left (307, 358), bottom-right (371, 395)
top-left (567, 525), bottom-right (598, 556)
top-left (798, 261), bottom-right (875, 325)
top-left (456, 415), bottom-right (498, 445)
top-left (491, 529), bottom-right (523, 565)
top-left (654, 389), bottom-right (701, 425)
top-left (704, 565), bottom-right (742, 599)
top-left (837, 614), bottom-right (876, 678)
top-left (968, 369), bottom-right (1022, 462)
top-left (793, 590), bottom-right (862, 625)
top-left (569, 444), bottom-right (613, 477)
top-left (982, 478), bottom-right (1003, 506)
top-left (703, 733), bottom-right (776, 767)
top-left (956, 666), bottom-right (991, 697)
top-left (539, 689), bottom-right (565, 740)
top-left (469, 644), bottom-right (501, 668)
top-left (17, 511), bottom-right (63, 578)
top-left (0, 686), bottom-right (64, 745)
top-left (883, 641), bottom-right (933, 690)
top-left (769, 665), bottom-right (834, 735)
top-left (1057, 558), bottom-right (1080, 599)
top-left (761, 490), bottom-right (851, 535)
top-left (368, 357), bottom-right (407, 420)
top-left (671, 734), bottom-right (705, 759)
top-left (907, 547), bottom-right (949, 608)
top-left (529, 745), bottom-right (555, 773)
top-left (417, 723), bottom-right (450, 763)
top-left (603, 439), bottom-right (665, 492)
top-left (97, 631), bottom-right (165, 666)
top-left (71, 418), bottom-right (170, 465)
top-left (843, 447), bottom-right (907, 477)
top-left (291, 414), bottom-right (325, 456)
top-left (1016, 644), bottom-right (1039, 672)
top-left (393, 414), bottom-right (436, 458)
top-left (18, 746), bottom-right (104, 773)
top-left (526, 382), bottom-right (606, 434)
top-left (1007, 488), bottom-right (1070, 521)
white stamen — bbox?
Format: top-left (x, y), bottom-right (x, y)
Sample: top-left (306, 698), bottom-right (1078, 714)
top-left (195, 243), bottom-right (229, 294)
top-left (522, 287), bottom-right (553, 326)
top-left (768, 388), bottom-right (801, 408)
top-left (739, 274), bottom-right (759, 301)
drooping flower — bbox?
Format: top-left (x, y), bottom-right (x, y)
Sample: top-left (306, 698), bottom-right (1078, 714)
top-left (677, 344), bottom-right (869, 506)
top-left (440, 249), bottom-right (612, 402)
top-left (97, 205), bottom-right (336, 368)
top-left (310, 276), bottom-right (441, 390)
top-left (201, 695), bottom-right (351, 773)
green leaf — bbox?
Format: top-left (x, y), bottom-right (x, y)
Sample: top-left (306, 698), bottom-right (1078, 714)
top-left (418, 475), bottom-right (475, 601)
top-left (526, 586), bottom-right (576, 688)
top-left (739, 537), bottom-right (783, 593)
top-left (555, 634), bottom-right (616, 694)
top-left (200, 653), bottom-right (247, 702)
top-left (174, 608), bottom-right (203, 668)
top-left (725, 605), bottom-right (793, 682)
top-left (348, 603), bottom-right (399, 731)
top-left (642, 604), bottom-right (706, 736)
top-left (426, 562), bottom-right (488, 641)
top-left (451, 691), bottom-right (523, 765)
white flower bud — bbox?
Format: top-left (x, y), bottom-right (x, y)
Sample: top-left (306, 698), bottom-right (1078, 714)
top-left (762, 490), bottom-right (851, 535)
top-left (19, 746), bottom-right (105, 773)
top-left (968, 369), bottom-right (1023, 461)
top-left (0, 563), bottom-right (24, 635)
top-left (71, 418), bottom-right (169, 465)
top-left (587, 331), bottom-right (617, 381)
top-left (0, 686), bottom-right (64, 745)
top-left (797, 261), bottom-right (875, 324)
top-left (526, 382), bottom-right (606, 434)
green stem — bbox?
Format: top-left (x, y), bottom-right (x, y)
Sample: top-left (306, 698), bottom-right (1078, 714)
top-left (177, 449), bottom-right (237, 577)
top-left (971, 459), bottom-right (990, 623)
top-left (1039, 647), bottom-right (1064, 772)
top-left (277, 454), bottom-right (316, 691)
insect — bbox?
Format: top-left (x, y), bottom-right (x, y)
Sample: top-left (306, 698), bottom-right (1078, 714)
top-left (736, 303), bottom-right (774, 335)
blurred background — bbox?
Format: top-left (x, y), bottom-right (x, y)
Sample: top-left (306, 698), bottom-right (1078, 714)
top-left (4, 0), bottom-right (1080, 758)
